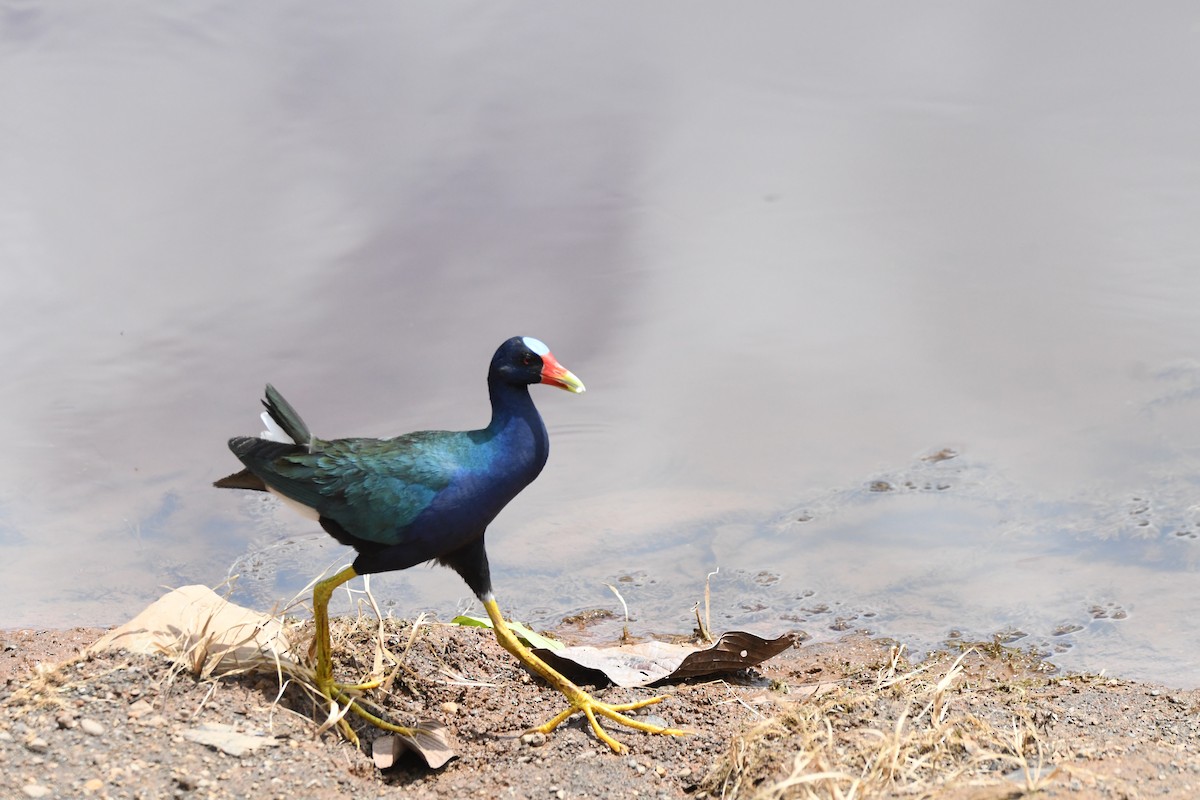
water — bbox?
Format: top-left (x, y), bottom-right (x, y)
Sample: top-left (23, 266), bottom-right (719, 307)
top-left (2, 4), bottom-right (1199, 687)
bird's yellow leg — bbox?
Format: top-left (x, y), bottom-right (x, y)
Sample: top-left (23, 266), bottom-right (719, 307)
top-left (482, 596), bottom-right (687, 753)
top-left (311, 566), bottom-right (415, 742)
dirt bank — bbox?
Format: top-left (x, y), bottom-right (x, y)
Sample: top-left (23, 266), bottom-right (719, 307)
top-left (3, 621), bottom-right (1198, 799)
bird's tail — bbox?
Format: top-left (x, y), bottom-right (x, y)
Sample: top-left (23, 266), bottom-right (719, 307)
top-left (261, 384), bottom-right (313, 448)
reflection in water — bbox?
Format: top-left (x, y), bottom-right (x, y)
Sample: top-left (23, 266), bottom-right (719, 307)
top-left (2, 5), bottom-right (1199, 687)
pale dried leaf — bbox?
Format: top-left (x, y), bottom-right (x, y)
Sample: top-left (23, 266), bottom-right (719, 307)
top-left (372, 734), bottom-right (403, 769)
top-left (373, 720), bottom-right (456, 769)
top-left (89, 586), bottom-right (294, 676)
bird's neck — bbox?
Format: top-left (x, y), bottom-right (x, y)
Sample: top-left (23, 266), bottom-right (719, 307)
top-left (485, 379), bottom-right (549, 471)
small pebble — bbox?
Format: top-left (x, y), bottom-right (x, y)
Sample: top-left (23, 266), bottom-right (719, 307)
top-left (56, 713), bottom-right (78, 730)
top-left (22, 785), bottom-right (51, 799)
top-left (521, 731), bottom-right (547, 747)
top-left (641, 714), bottom-right (669, 729)
top-left (80, 719), bottom-right (105, 737)
top-left (127, 699), bottom-right (154, 719)
top-left (175, 773), bottom-right (202, 791)
top-left (440, 701), bottom-right (459, 715)
top-left (83, 778), bottom-right (104, 793)
top-left (25, 737), bottom-right (49, 754)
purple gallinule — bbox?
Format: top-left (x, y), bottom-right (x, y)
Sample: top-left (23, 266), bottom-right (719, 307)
top-left (216, 336), bottom-right (682, 752)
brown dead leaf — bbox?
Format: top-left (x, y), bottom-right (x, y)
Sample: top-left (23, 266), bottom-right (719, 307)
top-left (533, 631), bottom-right (796, 688)
top-left (371, 720), bottom-right (456, 770)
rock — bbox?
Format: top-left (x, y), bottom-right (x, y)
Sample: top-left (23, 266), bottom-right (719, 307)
top-left (182, 723), bottom-right (279, 758)
top-left (21, 785), bottom-right (51, 798)
top-left (127, 699), bottom-right (154, 719)
top-left (640, 714), bottom-right (669, 729)
top-left (80, 719), bottom-right (105, 737)
top-left (25, 737), bottom-right (49, 754)
top-left (440, 701), bottom-right (459, 715)
top-left (521, 731), bottom-right (547, 747)
top-left (56, 713), bottom-right (78, 730)
top-left (175, 773), bottom-right (202, 791)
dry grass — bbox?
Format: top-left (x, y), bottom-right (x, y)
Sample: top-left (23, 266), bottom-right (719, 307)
top-left (702, 646), bottom-right (1051, 800)
top-left (3, 657), bottom-right (117, 714)
top-left (1, 580), bottom-right (1063, 795)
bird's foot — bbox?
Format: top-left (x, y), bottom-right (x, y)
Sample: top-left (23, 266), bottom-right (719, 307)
top-left (316, 677), bottom-right (416, 746)
top-left (481, 596), bottom-right (689, 753)
top-left (533, 689), bottom-right (688, 754)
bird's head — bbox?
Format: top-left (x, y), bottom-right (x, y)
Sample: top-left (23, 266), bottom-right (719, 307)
top-left (492, 336), bottom-right (585, 393)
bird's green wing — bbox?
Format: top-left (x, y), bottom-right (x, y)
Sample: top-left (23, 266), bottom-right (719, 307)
top-left (242, 431), bottom-right (469, 546)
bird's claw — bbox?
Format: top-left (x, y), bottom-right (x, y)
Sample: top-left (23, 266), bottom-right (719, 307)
top-left (534, 691), bottom-right (689, 754)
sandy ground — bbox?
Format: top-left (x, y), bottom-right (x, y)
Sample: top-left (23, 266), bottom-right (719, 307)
top-left (3, 621), bottom-right (1198, 799)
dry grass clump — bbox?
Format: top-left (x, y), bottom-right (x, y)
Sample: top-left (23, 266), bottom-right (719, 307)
top-left (702, 647), bottom-right (1049, 799)
top-left (4, 657), bottom-right (93, 713)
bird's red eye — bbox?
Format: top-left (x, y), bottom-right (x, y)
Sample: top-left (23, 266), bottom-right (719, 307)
top-left (522, 353), bottom-right (535, 366)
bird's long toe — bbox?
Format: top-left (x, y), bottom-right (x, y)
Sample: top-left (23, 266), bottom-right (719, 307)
top-left (319, 680), bottom-right (421, 743)
top-left (333, 677), bottom-right (384, 693)
top-left (534, 692), bottom-right (688, 754)
top-left (316, 680), bottom-right (361, 745)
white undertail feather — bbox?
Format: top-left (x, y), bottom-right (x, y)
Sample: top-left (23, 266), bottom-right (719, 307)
top-left (269, 487), bottom-right (321, 521)
top-left (256, 410), bottom-right (320, 519)
top-left (260, 411), bottom-right (291, 443)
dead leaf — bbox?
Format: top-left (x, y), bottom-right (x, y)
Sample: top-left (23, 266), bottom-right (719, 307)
top-left (671, 631), bottom-right (796, 680)
top-left (533, 631), bottom-right (797, 688)
top-left (451, 614), bottom-right (564, 651)
top-left (372, 735), bottom-right (403, 769)
top-left (89, 585), bottom-right (294, 676)
top-left (371, 720), bottom-right (456, 769)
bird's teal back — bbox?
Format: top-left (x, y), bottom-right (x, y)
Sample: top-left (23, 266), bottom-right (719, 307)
top-left (244, 422), bottom-right (539, 549)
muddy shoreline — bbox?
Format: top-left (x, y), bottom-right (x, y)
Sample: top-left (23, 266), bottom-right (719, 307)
top-left (3, 622), bottom-right (1198, 799)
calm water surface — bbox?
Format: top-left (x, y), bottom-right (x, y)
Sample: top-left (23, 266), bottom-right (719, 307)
top-left (2, 5), bottom-right (1198, 687)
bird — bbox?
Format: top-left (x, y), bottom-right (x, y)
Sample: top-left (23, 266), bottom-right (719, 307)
top-left (215, 336), bottom-right (684, 753)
